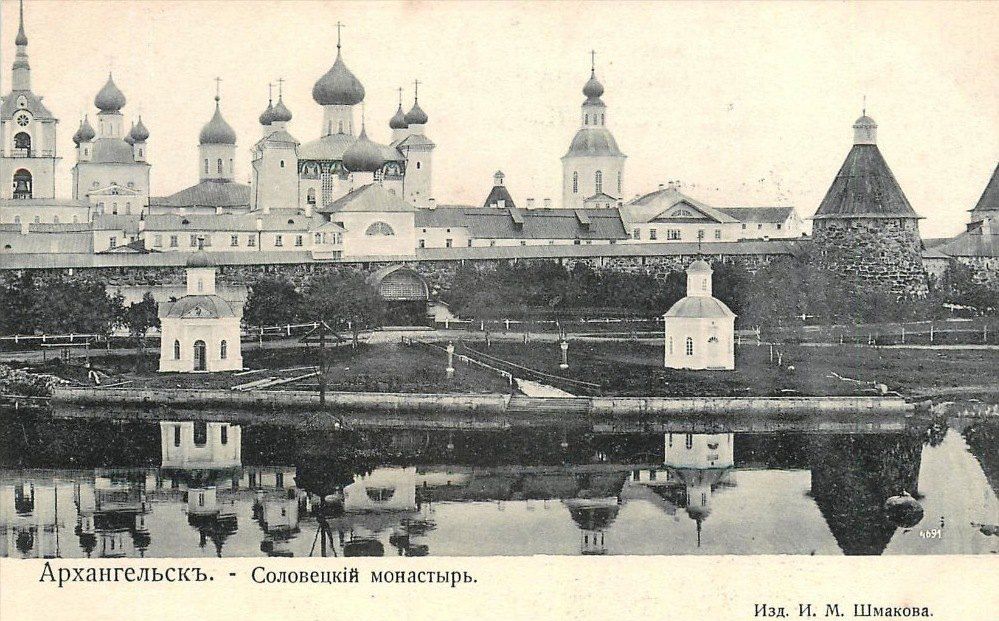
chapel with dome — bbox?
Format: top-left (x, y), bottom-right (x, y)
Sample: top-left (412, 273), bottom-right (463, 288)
top-left (158, 241), bottom-right (243, 372)
top-left (662, 259), bottom-right (736, 370)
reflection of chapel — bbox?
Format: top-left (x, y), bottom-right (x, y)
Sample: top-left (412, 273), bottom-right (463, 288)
top-left (158, 244), bottom-right (243, 372)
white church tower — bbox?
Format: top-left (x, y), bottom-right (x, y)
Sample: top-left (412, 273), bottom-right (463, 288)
top-left (561, 52), bottom-right (625, 210)
top-left (395, 80), bottom-right (435, 208)
top-left (0, 0), bottom-right (60, 200)
top-left (251, 82), bottom-right (300, 213)
top-left (662, 260), bottom-right (736, 370)
top-left (198, 81), bottom-right (237, 183)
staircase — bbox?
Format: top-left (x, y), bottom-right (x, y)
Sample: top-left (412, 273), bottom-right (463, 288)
top-left (507, 396), bottom-right (593, 416)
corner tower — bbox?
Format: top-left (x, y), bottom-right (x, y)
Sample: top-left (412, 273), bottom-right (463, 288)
top-left (561, 52), bottom-right (625, 210)
top-left (811, 113), bottom-right (928, 298)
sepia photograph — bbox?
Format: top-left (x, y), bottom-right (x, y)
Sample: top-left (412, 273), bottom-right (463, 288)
top-left (0, 0), bottom-right (996, 615)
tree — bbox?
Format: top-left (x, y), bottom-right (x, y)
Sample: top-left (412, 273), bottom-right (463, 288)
top-left (303, 272), bottom-right (385, 346)
top-left (124, 292), bottom-right (159, 362)
top-left (0, 272), bottom-right (36, 335)
top-left (937, 261), bottom-right (998, 314)
top-left (244, 276), bottom-right (303, 327)
top-left (30, 277), bottom-right (124, 335)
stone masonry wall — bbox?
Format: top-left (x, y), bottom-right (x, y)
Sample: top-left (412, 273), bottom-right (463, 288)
top-left (813, 218), bottom-right (929, 297)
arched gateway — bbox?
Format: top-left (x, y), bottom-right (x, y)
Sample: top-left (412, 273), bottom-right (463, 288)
top-left (366, 264), bottom-right (430, 326)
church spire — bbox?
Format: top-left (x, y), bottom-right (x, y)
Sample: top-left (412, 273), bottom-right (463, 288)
top-left (11, 0), bottom-right (32, 90)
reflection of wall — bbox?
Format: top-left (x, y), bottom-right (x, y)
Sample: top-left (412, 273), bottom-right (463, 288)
top-left (160, 422), bottom-right (241, 469)
top-left (665, 432), bottom-right (734, 469)
top-left (0, 480), bottom-right (76, 558)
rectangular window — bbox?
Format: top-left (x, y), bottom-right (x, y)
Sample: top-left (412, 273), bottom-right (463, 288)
top-left (190, 234), bottom-right (198, 247)
top-left (295, 235), bottom-right (303, 247)
top-left (697, 229), bottom-right (705, 240)
top-left (248, 236), bottom-right (256, 247)
top-left (776, 223), bottom-right (782, 230)
top-left (742, 223), bottom-right (747, 230)
top-left (418, 239), bottom-right (426, 248)
top-left (467, 239), bottom-right (473, 247)
top-left (231, 234), bottom-right (239, 246)
top-left (668, 229), bottom-right (681, 240)
top-left (170, 235), bottom-right (178, 247)
top-left (220, 425), bottom-right (228, 445)
top-left (649, 229), bottom-right (657, 240)
top-left (573, 239), bottom-right (581, 245)
top-left (109, 236), bottom-right (117, 248)
top-left (758, 223), bottom-right (763, 230)
top-left (275, 235), bottom-right (283, 247)
top-left (633, 228), bottom-right (640, 240)
top-left (445, 238), bottom-right (452, 248)
top-left (173, 426), bottom-right (181, 447)
top-left (714, 229), bottom-right (721, 240)
top-left (153, 235), bottom-right (162, 247)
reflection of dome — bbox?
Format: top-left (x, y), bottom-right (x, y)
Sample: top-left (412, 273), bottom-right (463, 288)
top-left (343, 538), bottom-right (384, 557)
top-left (567, 503), bottom-right (620, 531)
top-left (15, 529), bottom-right (34, 555)
top-left (884, 491), bottom-right (923, 528)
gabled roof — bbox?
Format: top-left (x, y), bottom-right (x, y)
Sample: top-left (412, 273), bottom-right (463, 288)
top-left (716, 206), bottom-right (796, 223)
top-left (1, 90), bottom-right (55, 120)
top-left (88, 184), bottom-right (142, 197)
top-left (318, 183), bottom-right (414, 214)
top-left (150, 180), bottom-right (251, 209)
top-left (970, 163), bottom-right (999, 214)
top-left (623, 187), bottom-right (738, 224)
top-left (414, 207), bottom-right (628, 240)
top-left (483, 183), bottom-right (516, 209)
top-left (255, 129), bottom-right (299, 148)
top-left (393, 133), bottom-right (435, 149)
top-left (584, 192), bottom-right (619, 203)
top-left (812, 144), bottom-right (919, 219)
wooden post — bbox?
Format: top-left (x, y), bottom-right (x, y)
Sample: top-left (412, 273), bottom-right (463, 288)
top-left (930, 323), bottom-right (934, 343)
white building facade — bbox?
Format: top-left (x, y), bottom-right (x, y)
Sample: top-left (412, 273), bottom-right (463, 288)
top-left (663, 259), bottom-right (736, 370)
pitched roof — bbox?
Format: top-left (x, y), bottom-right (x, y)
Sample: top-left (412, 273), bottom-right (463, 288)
top-left (91, 214), bottom-right (141, 233)
top-left (318, 183), bottom-right (414, 214)
top-left (299, 133), bottom-right (404, 162)
top-left (623, 187), bottom-right (738, 224)
top-left (970, 163), bottom-right (999, 214)
top-left (150, 180), bottom-right (251, 209)
top-left (415, 239), bottom-right (798, 261)
top-left (1, 89), bottom-right (55, 120)
top-left (0, 198), bottom-right (89, 208)
top-left (812, 144), bottom-right (918, 219)
top-left (483, 184), bottom-right (516, 209)
top-left (143, 212), bottom-right (320, 232)
top-left (161, 294), bottom-right (238, 319)
top-left (932, 221), bottom-right (999, 257)
top-left (716, 206), bottom-right (795, 223)
top-left (415, 207), bottom-right (629, 240)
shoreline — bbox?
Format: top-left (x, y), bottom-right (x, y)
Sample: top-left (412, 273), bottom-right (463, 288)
top-left (48, 386), bottom-right (915, 417)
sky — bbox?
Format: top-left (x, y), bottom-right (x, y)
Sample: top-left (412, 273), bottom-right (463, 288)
top-left (1, 0), bottom-right (996, 239)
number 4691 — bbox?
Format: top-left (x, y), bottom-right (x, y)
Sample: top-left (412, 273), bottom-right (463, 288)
top-left (919, 529), bottom-right (942, 539)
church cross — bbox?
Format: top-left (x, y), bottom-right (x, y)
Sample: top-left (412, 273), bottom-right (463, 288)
top-left (335, 21), bottom-right (345, 49)
top-left (398, 86), bottom-right (403, 106)
top-left (590, 49), bottom-right (596, 74)
top-left (214, 76), bottom-right (222, 101)
top-left (413, 79), bottom-right (421, 102)
top-left (276, 77), bottom-right (285, 99)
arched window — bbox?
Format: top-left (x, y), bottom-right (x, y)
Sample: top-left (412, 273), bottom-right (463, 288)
top-left (229, 158), bottom-right (233, 173)
top-left (306, 188), bottom-right (316, 205)
top-left (584, 114), bottom-right (589, 125)
top-left (53, 215), bottom-right (60, 224)
top-left (217, 159), bottom-right (223, 174)
top-left (337, 121), bottom-right (343, 133)
top-left (572, 171), bottom-right (578, 194)
top-left (13, 216), bottom-right (20, 224)
top-left (617, 171), bottom-right (622, 194)
top-left (204, 159), bottom-right (209, 175)
top-left (125, 202), bottom-right (131, 214)
top-left (365, 221), bottom-right (395, 236)
top-left (685, 434), bottom-right (693, 450)
top-left (173, 340), bottom-right (181, 360)
top-left (685, 337), bottom-right (694, 356)
top-left (12, 169), bottom-right (32, 199)
top-left (280, 160), bottom-right (285, 168)
top-left (13, 132), bottom-right (31, 151)
top-left (595, 170), bottom-right (603, 194)
top-left (138, 148), bottom-right (143, 157)
top-left (416, 161), bottom-right (421, 169)
top-left (220, 340), bottom-right (228, 360)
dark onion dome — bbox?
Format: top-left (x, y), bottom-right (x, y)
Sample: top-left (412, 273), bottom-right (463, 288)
top-left (563, 127), bottom-right (623, 158)
top-left (72, 120), bottom-right (83, 146)
top-left (258, 102), bottom-right (274, 125)
top-left (389, 104), bottom-right (408, 129)
top-left (404, 101), bottom-right (428, 125)
top-left (94, 73), bottom-right (127, 112)
top-left (124, 125), bottom-right (135, 146)
top-left (583, 73), bottom-right (604, 99)
top-left (130, 116), bottom-right (150, 142)
top-left (199, 98), bottom-right (237, 145)
top-left (342, 126), bottom-right (385, 173)
top-left (271, 97), bottom-right (293, 123)
top-left (312, 49), bottom-right (365, 106)
top-left (78, 116), bottom-right (96, 142)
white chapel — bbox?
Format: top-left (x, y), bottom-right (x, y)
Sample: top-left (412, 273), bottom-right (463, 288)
top-left (662, 259), bottom-right (736, 370)
top-left (158, 244), bottom-right (243, 372)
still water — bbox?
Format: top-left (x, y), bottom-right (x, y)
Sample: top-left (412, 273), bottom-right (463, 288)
top-left (1, 407), bottom-right (996, 558)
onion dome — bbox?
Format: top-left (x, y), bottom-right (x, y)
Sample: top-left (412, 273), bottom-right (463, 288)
top-left (258, 102), bottom-right (274, 126)
top-left (312, 49), bottom-right (365, 106)
top-left (95, 74), bottom-right (127, 112)
top-left (124, 124), bottom-right (135, 145)
top-left (583, 73), bottom-right (604, 100)
top-left (130, 116), bottom-right (149, 142)
top-left (389, 104), bottom-right (408, 129)
top-left (271, 97), bottom-right (293, 123)
top-left (72, 121), bottom-right (83, 146)
top-left (884, 491), bottom-right (924, 528)
top-left (341, 126), bottom-right (385, 173)
top-left (199, 97), bottom-right (237, 145)
top-left (78, 116), bottom-right (96, 142)
top-left (186, 245), bottom-right (213, 267)
top-left (404, 101), bottom-right (428, 125)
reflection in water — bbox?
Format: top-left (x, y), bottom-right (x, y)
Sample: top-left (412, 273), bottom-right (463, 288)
top-left (1, 412), bottom-right (997, 557)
